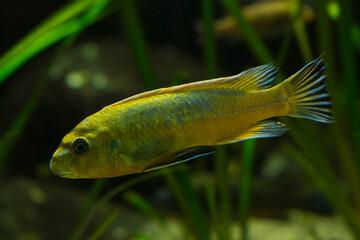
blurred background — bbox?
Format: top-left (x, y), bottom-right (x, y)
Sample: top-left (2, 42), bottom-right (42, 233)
top-left (0, 0), bottom-right (359, 239)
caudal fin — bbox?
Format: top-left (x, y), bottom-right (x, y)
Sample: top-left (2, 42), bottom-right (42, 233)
top-left (283, 56), bottom-right (333, 123)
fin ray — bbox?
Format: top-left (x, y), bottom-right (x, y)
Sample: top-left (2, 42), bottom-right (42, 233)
top-left (229, 64), bottom-right (278, 90)
top-left (214, 120), bottom-right (289, 145)
top-left (282, 56), bottom-right (333, 123)
top-left (143, 146), bottom-right (216, 172)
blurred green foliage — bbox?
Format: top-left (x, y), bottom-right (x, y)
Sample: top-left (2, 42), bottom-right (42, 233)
top-left (0, 0), bottom-right (359, 239)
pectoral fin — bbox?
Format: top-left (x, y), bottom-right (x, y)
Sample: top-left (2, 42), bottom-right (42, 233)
top-left (143, 146), bottom-right (216, 172)
top-left (130, 136), bottom-right (175, 161)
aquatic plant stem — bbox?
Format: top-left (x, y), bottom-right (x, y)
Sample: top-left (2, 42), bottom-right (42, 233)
top-left (118, 1), bottom-right (209, 238)
top-left (202, 0), bottom-right (217, 78)
top-left (289, 0), bottom-right (313, 62)
top-left (214, 147), bottom-right (231, 240)
top-left (312, 4), bottom-right (353, 184)
top-left (205, 183), bottom-right (225, 240)
top-left (275, 28), bottom-right (293, 68)
top-left (164, 169), bottom-right (210, 240)
top-left (317, 0), bottom-right (360, 226)
top-left (0, 0), bottom-right (110, 84)
top-left (124, 190), bottom-right (164, 224)
top-left (239, 139), bottom-right (255, 240)
top-left (87, 208), bottom-right (120, 240)
top-left (0, 32), bottom-right (80, 173)
top-left (202, 0), bottom-right (231, 239)
top-left (314, 0), bottom-right (337, 91)
top-left (69, 178), bottom-right (106, 240)
top-left (0, 0), bottom-right (110, 173)
top-left (218, 0), bottom-right (273, 64)
top-left (283, 142), bottom-right (360, 240)
top-left (118, 0), bottom-right (158, 90)
top-left (68, 170), bottom-right (173, 240)
top-left (135, 234), bottom-right (153, 240)
top-left (0, 74), bottom-right (48, 171)
top-left (337, 0), bottom-right (360, 195)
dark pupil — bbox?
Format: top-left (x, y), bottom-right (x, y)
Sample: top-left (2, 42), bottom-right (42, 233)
top-left (72, 138), bottom-right (89, 154)
top-left (76, 143), bottom-right (86, 152)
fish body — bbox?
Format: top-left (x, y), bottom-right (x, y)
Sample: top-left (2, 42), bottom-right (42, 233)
top-left (50, 57), bottom-right (332, 179)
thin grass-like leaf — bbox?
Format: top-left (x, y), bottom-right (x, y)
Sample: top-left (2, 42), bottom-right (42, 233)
top-left (218, 0), bottom-right (273, 64)
top-left (336, 0), bottom-right (360, 188)
top-left (214, 146), bottom-right (231, 240)
top-left (205, 183), bottom-right (225, 240)
top-left (0, 34), bottom-right (79, 173)
top-left (135, 234), bottom-right (153, 240)
top-left (0, 0), bottom-right (109, 173)
top-left (202, 0), bottom-right (217, 79)
top-left (163, 169), bottom-right (210, 240)
top-left (0, 0), bottom-right (110, 83)
top-left (289, 0), bottom-right (313, 62)
top-left (124, 190), bottom-right (163, 224)
top-left (313, 0), bottom-right (337, 91)
top-left (87, 208), bottom-right (120, 240)
top-left (202, 1), bottom-right (231, 238)
top-left (68, 169), bottom-right (174, 240)
top-left (351, 25), bottom-right (360, 51)
top-left (239, 139), bottom-right (255, 240)
top-left (69, 179), bottom-right (107, 240)
top-left (282, 141), bottom-right (360, 239)
top-left (118, 0), bottom-right (158, 90)
top-left (275, 28), bottom-right (293, 69)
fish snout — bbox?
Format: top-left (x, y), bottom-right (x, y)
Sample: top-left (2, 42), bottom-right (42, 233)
top-left (49, 157), bottom-right (76, 178)
top-left (49, 149), bottom-right (71, 176)
top-left (49, 158), bottom-right (54, 174)
top-left (49, 155), bottom-right (61, 175)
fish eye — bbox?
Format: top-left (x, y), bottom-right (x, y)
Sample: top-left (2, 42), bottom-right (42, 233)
top-left (71, 138), bottom-right (89, 154)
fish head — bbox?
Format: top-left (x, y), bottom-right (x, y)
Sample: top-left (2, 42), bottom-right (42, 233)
top-left (49, 117), bottom-right (126, 179)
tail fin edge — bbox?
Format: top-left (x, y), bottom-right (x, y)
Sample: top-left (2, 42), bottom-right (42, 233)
top-left (284, 56), bottom-right (333, 123)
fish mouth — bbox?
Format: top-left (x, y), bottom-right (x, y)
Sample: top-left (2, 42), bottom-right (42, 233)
top-left (49, 159), bottom-right (76, 178)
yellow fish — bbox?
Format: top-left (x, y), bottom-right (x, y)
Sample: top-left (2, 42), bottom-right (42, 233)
top-left (50, 57), bottom-right (332, 179)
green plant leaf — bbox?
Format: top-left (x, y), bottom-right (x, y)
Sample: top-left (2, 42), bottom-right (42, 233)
top-left (0, 0), bottom-right (110, 83)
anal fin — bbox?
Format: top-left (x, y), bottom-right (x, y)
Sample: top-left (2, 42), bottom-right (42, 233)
top-left (215, 120), bottom-right (289, 145)
top-left (143, 146), bottom-right (216, 172)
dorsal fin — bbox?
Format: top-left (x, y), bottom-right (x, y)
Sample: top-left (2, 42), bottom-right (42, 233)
top-left (231, 64), bottom-right (277, 90)
top-left (104, 64), bottom-right (277, 109)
